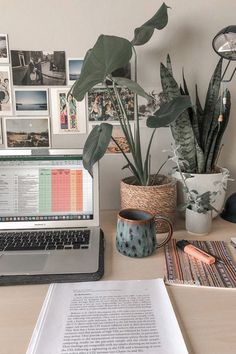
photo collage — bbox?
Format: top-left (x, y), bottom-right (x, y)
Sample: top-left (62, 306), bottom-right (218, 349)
top-left (0, 34), bottom-right (149, 154)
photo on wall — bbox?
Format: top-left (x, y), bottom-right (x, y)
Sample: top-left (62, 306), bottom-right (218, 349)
top-left (0, 34), bottom-right (9, 63)
top-left (51, 88), bottom-right (86, 134)
top-left (89, 122), bottom-right (134, 154)
top-left (4, 117), bottom-right (50, 148)
top-left (87, 86), bottom-right (134, 121)
top-left (67, 58), bottom-right (83, 85)
top-left (14, 88), bottom-right (49, 116)
top-left (11, 50), bottom-right (66, 86)
top-left (0, 66), bottom-right (12, 116)
top-left (138, 88), bottom-right (161, 119)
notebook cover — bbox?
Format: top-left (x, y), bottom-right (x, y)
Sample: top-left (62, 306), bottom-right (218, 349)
top-left (164, 239), bottom-right (236, 288)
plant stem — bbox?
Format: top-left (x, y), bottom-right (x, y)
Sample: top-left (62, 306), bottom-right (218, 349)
top-left (106, 83), bottom-right (133, 152)
top-left (144, 128), bottom-right (156, 183)
top-left (113, 84), bottom-right (135, 151)
top-left (112, 83), bottom-right (145, 184)
top-left (110, 136), bottom-right (140, 182)
top-left (107, 81), bottom-right (136, 156)
top-left (132, 46), bottom-right (143, 180)
top-left (151, 157), bottom-right (169, 185)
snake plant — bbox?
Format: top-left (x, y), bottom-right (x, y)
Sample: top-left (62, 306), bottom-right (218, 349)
top-left (71, 3), bottom-right (191, 186)
top-left (157, 55), bottom-right (231, 173)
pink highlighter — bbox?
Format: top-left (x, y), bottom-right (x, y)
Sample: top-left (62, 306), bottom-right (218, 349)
top-left (176, 240), bottom-right (216, 265)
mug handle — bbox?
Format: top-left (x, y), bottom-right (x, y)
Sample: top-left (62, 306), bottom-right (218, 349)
top-left (155, 215), bottom-right (173, 249)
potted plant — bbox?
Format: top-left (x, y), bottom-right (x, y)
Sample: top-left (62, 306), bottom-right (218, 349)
top-left (167, 145), bottom-right (221, 235)
top-left (71, 3), bottom-right (192, 231)
top-left (149, 55), bottom-right (231, 216)
top-left (185, 192), bottom-right (215, 235)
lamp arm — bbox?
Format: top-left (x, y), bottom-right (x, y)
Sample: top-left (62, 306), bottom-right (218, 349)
top-left (221, 59), bottom-right (236, 82)
top-left (221, 60), bottom-right (231, 81)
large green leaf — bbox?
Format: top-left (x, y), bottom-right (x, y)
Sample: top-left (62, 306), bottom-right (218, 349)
top-left (160, 61), bottom-right (197, 172)
top-left (131, 2), bottom-right (170, 46)
top-left (132, 27), bottom-right (154, 47)
top-left (72, 35), bottom-right (133, 101)
top-left (195, 143), bottom-right (205, 173)
top-left (195, 84), bottom-right (204, 147)
top-left (209, 90), bottom-right (231, 169)
top-left (113, 77), bottom-right (151, 99)
top-left (146, 96), bottom-right (192, 128)
top-left (182, 70), bottom-right (189, 96)
top-left (205, 125), bottom-right (219, 173)
top-left (203, 96), bottom-right (221, 172)
top-left (166, 53), bottom-right (173, 76)
top-left (160, 62), bottom-right (180, 99)
top-left (182, 71), bottom-right (201, 151)
top-left (202, 58), bottom-right (222, 149)
top-left (83, 123), bottom-right (113, 175)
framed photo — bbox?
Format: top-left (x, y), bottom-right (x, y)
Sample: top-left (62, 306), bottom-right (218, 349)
top-left (11, 50), bottom-right (66, 86)
top-left (14, 88), bottom-right (49, 116)
top-left (89, 122), bottom-right (134, 154)
top-left (67, 58), bottom-right (83, 85)
top-left (87, 86), bottom-right (134, 122)
top-left (0, 34), bottom-right (9, 63)
top-left (51, 87), bottom-right (86, 134)
top-left (4, 117), bottom-right (50, 148)
top-left (0, 66), bottom-right (12, 116)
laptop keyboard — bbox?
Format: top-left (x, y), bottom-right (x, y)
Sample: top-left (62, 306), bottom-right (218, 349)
top-left (0, 229), bottom-right (90, 251)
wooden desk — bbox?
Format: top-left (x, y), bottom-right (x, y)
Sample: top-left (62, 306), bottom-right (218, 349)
top-left (0, 211), bottom-right (236, 354)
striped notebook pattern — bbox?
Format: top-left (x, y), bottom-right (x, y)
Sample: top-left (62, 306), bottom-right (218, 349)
top-left (164, 239), bottom-right (236, 288)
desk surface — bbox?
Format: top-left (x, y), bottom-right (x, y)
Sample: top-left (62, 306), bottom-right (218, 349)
top-left (0, 211), bottom-right (236, 354)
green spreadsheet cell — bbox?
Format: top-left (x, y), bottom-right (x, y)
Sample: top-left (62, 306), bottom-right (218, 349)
top-left (39, 169), bottom-right (52, 213)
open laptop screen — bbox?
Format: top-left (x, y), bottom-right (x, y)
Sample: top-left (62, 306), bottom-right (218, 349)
top-left (0, 150), bottom-right (99, 230)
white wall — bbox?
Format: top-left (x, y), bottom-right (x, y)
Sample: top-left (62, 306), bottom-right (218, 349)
top-left (1, 0), bottom-right (236, 209)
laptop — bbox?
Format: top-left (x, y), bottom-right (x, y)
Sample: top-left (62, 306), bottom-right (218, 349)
top-left (0, 149), bottom-right (104, 285)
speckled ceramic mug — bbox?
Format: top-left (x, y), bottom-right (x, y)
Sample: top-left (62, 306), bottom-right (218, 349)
top-left (116, 209), bottom-right (173, 258)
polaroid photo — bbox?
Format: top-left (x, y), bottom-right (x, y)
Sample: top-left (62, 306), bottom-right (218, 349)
top-left (67, 58), bottom-right (83, 86)
top-left (89, 122), bottom-right (134, 154)
top-left (137, 87), bottom-right (162, 127)
top-left (0, 34), bottom-right (9, 63)
top-left (51, 87), bottom-right (86, 134)
top-left (14, 88), bottom-right (49, 116)
top-left (4, 117), bottom-right (50, 148)
top-left (87, 86), bottom-right (134, 122)
top-left (138, 88), bottom-right (161, 118)
top-left (11, 50), bottom-right (66, 86)
top-left (0, 66), bottom-right (13, 116)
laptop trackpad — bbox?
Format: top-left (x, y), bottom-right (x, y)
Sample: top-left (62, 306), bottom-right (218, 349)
top-left (0, 253), bottom-right (48, 274)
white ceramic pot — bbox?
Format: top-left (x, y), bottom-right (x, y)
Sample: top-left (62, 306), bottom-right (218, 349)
top-left (185, 208), bottom-right (212, 235)
top-left (172, 168), bottom-right (229, 218)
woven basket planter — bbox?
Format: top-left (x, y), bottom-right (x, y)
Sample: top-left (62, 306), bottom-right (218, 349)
top-left (120, 175), bottom-right (177, 233)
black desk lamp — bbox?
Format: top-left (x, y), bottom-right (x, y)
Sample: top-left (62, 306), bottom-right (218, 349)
top-left (213, 27), bottom-right (236, 223)
top-left (212, 26), bottom-right (236, 123)
top-left (212, 25), bottom-right (236, 82)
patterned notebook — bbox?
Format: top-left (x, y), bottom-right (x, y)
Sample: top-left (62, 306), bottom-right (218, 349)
top-left (164, 239), bottom-right (236, 288)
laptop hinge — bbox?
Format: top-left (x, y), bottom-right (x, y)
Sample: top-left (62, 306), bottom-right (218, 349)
top-left (31, 149), bottom-right (50, 156)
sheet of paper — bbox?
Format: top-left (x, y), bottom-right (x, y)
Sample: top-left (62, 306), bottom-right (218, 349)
top-left (27, 279), bottom-right (188, 354)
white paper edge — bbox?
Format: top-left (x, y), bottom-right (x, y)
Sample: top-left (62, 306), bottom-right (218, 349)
top-left (26, 284), bottom-right (55, 354)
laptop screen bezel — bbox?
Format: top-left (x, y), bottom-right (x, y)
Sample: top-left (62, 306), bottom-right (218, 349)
top-left (0, 149), bottom-right (100, 230)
